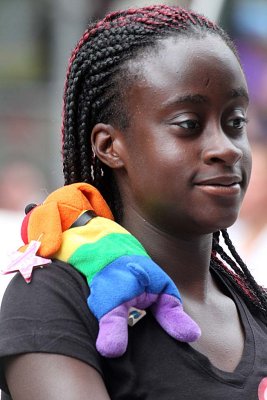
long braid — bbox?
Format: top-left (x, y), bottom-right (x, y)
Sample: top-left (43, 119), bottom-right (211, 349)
top-left (61, 4), bottom-right (267, 322)
top-left (222, 230), bottom-right (267, 304)
top-left (212, 231), bottom-right (267, 321)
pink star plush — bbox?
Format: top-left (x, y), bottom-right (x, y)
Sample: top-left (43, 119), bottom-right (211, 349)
top-left (1, 240), bottom-right (51, 283)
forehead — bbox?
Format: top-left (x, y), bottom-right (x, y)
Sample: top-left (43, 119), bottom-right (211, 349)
top-left (125, 35), bottom-right (248, 110)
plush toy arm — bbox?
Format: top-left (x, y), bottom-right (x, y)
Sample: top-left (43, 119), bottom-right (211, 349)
top-left (96, 294), bottom-right (200, 358)
top-left (87, 256), bottom-right (200, 357)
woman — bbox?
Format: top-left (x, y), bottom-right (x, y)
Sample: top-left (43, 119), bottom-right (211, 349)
top-left (1, 5), bottom-right (267, 399)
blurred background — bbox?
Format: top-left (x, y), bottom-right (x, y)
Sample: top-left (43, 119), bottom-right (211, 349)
top-left (0, 0), bottom-right (267, 297)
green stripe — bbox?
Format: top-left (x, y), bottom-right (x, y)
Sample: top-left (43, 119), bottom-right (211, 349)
top-left (68, 232), bottom-right (148, 283)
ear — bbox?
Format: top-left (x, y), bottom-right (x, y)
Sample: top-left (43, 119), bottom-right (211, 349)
top-left (73, 182), bottom-right (114, 220)
top-left (25, 202), bottom-right (63, 257)
top-left (91, 123), bottom-right (125, 169)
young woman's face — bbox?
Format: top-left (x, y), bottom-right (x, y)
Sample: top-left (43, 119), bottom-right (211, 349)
top-left (118, 35), bottom-right (251, 236)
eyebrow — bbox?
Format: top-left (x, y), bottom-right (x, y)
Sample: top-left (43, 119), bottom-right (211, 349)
top-left (163, 87), bottom-right (249, 109)
top-left (230, 87), bottom-right (249, 102)
top-left (163, 94), bottom-right (209, 107)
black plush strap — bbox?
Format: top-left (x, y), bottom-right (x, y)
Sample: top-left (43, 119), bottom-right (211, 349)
top-left (70, 210), bottom-right (97, 229)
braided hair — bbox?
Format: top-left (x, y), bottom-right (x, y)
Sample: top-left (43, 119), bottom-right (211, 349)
top-left (62, 4), bottom-right (267, 322)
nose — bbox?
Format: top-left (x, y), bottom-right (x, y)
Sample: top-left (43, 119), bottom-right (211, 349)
top-left (202, 129), bottom-right (243, 167)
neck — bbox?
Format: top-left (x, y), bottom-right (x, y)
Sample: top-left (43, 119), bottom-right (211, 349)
top-left (122, 206), bottom-right (214, 301)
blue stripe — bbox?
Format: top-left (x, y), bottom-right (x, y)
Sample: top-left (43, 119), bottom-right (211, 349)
top-left (87, 254), bottom-right (181, 319)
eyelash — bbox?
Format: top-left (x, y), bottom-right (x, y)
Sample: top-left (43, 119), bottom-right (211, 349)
top-left (173, 117), bottom-right (249, 131)
top-left (176, 120), bottom-right (200, 130)
top-left (226, 117), bottom-right (249, 129)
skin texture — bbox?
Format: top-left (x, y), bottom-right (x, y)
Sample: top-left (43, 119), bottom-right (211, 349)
top-left (119, 36), bottom-right (251, 238)
top-left (5, 35), bottom-right (252, 398)
top-left (94, 35), bottom-right (251, 372)
top-left (5, 354), bottom-right (110, 400)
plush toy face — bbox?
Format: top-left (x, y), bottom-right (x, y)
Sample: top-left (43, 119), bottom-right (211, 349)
top-left (20, 182), bottom-right (114, 258)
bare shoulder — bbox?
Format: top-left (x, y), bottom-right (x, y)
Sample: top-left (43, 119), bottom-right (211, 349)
top-left (5, 353), bottom-right (110, 400)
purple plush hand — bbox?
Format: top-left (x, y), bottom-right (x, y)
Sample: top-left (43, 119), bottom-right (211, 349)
top-left (95, 291), bottom-right (200, 358)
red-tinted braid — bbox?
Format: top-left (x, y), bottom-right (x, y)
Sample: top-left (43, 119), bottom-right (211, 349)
top-left (211, 251), bottom-right (256, 301)
top-left (62, 4), bottom-right (216, 140)
top-left (61, 4), bottom-right (267, 322)
top-left (212, 232), bottom-right (267, 318)
top-left (221, 230), bottom-right (267, 304)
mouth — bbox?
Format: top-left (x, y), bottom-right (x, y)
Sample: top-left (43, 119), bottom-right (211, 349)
top-left (195, 176), bottom-right (242, 196)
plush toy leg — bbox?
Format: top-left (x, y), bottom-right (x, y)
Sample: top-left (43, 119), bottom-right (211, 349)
top-left (96, 293), bottom-right (158, 358)
top-left (97, 304), bottom-right (129, 358)
top-left (150, 293), bottom-right (201, 342)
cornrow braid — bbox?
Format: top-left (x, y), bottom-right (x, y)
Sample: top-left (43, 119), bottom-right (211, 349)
top-left (62, 4), bottom-right (237, 216)
top-left (61, 4), bottom-right (267, 322)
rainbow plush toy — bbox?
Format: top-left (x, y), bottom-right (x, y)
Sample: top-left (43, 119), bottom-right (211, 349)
top-left (3, 183), bottom-right (201, 357)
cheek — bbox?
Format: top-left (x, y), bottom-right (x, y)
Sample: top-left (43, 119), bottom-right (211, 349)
top-left (240, 141), bottom-right (252, 189)
top-left (146, 144), bottom-right (189, 184)
top-left (124, 124), bottom-right (195, 203)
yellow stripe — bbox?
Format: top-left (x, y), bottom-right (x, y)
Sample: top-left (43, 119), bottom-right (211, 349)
top-left (55, 216), bottom-right (129, 261)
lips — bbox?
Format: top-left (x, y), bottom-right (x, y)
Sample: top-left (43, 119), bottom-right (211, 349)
top-left (195, 175), bottom-right (242, 187)
top-left (194, 175), bottom-right (242, 196)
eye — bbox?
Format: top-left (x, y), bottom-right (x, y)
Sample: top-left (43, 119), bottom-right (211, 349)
top-left (226, 116), bottom-right (248, 130)
top-left (168, 113), bottom-right (201, 134)
top-left (178, 119), bottom-right (200, 129)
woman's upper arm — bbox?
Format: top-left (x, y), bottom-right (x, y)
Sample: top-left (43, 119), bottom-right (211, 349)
top-left (5, 353), bottom-right (111, 400)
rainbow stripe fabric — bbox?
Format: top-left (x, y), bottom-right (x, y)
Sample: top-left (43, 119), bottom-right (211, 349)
top-left (55, 215), bottom-right (182, 320)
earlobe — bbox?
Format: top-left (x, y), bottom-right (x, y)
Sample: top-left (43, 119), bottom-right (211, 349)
top-left (91, 123), bottom-right (125, 169)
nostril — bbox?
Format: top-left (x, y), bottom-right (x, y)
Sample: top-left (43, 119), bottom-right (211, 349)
top-left (203, 142), bottom-right (243, 166)
top-left (209, 157), bottom-right (224, 163)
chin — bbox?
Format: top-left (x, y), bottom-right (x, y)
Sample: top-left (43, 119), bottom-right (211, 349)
top-left (214, 217), bottom-right (239, 232)
top-left (204, 205), bottom-right (241, 231)
top-left (195, 214), bottom-right (239, 235)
